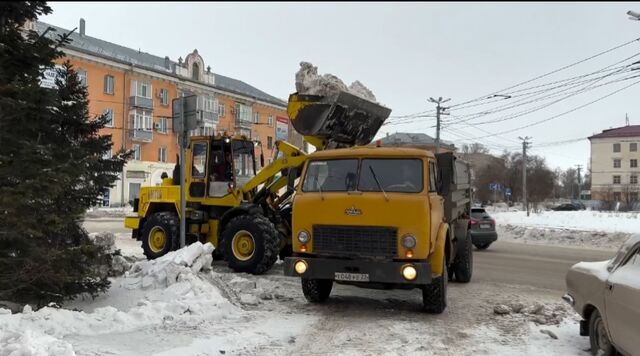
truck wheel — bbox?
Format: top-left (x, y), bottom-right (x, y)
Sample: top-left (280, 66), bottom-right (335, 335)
top-left (301, 279), bottom-right (333, 303)
top-left (221, 214), bottom-right (279, 275)
top-left (453, 233), bottom-right (473, 283)
top-left (422, 258), bottom-right (447, 314)
top-left (589, 309), bottom-right (615, 356)
top-left (140, 212), bottom-right (179, 260)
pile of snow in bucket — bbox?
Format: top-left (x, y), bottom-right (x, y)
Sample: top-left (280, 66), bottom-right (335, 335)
top-left (295, 61), bottom-right (378, 102)
top-left (0, 242), bottom-right (237, 356)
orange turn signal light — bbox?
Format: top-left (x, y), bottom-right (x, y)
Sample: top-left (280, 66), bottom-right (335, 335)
top-left (300, 245), bottom-right (307, 252)
top-left (405, 250), bottom-right (413, 258)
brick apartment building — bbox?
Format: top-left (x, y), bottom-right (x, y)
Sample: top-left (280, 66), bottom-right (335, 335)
top-left (35, 19), bottom-right (303, 206)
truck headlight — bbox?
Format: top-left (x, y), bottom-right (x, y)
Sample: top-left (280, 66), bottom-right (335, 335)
top-left (294, 260), bottom-right (308, 274)
top-left (297, 230), bottom-right (310, 244)
top-left (401, 235), bottom-right (417, 249)
top-left (401, 264), bottom-right (417, 280)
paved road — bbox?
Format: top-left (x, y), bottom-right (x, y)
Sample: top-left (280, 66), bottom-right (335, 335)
top-left (473, 240), bottom-right (614, 293)
top-left (83, 217), bottom-right (615, 294)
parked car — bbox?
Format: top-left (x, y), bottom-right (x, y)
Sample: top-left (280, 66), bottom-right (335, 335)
top-left (469, 207), bottom-right (498, 250)
top-left (552, 203), bottom-right (583, 211)
top-left (564, 235), bottom-right (640, 356)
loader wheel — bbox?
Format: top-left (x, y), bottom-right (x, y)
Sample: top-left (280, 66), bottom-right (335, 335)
top-left (221, 214), bottom-right (279, 275)
top-left (301, 279), bottom-right (333, 303)
top-left (422, 257), bottom-right (447, 314)
top-left (452, 233), bottom-right (473, 283)
top-left (141, 212), bottom-right (179, 260)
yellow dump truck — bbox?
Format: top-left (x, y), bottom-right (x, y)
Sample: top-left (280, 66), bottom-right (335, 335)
top-left (283, 149), bottom-right (473, 313)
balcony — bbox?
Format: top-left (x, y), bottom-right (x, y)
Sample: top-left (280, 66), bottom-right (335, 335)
top-left (129, 129), bottom-right (153, 142)
top-left (129, 96), bottom-right (153, 110)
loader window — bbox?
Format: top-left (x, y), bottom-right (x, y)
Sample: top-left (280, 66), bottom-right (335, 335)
top-left (192, 142), bottom-right (207, 178)
top-left (302, 159), bottom-right (358, 192)
top-left (359, 159), bottom-right (423, 193)
top-left (232, 140), bottom-right (257, 187)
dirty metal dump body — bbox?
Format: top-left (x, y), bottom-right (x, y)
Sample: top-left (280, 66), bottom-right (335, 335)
top-left (435, 152), bottom-right (472, 222)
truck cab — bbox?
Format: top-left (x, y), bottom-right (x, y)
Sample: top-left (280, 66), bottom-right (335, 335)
top-left (283, 147), bottom-right (473, 313)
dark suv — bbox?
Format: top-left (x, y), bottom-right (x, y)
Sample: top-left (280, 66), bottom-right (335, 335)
top-left (469, 207), bottom-right (498, 250)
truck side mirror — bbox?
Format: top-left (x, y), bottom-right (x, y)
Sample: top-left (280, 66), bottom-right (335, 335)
top-left (287, 167), bottom-right (298, 193)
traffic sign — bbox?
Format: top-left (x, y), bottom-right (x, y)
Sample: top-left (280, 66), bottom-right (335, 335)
top-left (505, 188), bottom-right (512, 196)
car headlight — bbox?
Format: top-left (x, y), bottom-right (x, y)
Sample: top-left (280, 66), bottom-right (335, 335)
top-left (297, 230), bottom-right (310, 244)
top-left (401, 235), bottom-right (417, 249)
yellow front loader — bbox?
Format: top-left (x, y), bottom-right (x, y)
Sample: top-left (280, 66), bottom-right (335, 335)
top-left (124, 91), bottom-right (391, 274)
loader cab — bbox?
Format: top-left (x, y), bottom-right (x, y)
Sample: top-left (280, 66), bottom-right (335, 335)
top-left (187, 136), bottom-right (258, 199)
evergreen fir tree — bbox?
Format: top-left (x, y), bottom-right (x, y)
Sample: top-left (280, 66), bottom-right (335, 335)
top-left (0, 1), bottom-right (130, 307)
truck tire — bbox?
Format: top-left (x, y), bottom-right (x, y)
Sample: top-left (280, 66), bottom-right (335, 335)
top-left (301, 279), bottom-right (333, 303)
top-left (221, 214), bottom-right (279, 275)
top-left (452, 233), bottom-right (473, 283)
top-left (422, 258), bottom-right (447, 314)
top-left (140, 212), bottom-right (179, 260)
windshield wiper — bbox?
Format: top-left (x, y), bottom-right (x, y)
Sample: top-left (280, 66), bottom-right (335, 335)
top-left (369, 166), bottom-right (389, 201)
top-left (316, 176), bottom-right (324, 200)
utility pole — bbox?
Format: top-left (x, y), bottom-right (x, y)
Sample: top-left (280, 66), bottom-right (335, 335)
top-left (519, 136), bottom-right (532, 216)
top-left (179, 93), bottom-right (186, 249)
top-left (428, 96), bottom-right (450, 154)
top-left (576, 164), bottom-right (583, 201)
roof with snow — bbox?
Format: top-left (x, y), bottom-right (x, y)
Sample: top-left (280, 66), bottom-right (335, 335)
top-left (379, 132), bottom-right (455, 148)
top-left (588, 125), bottom-right (640, 139)
top-left (35, 21), bottom-right (287, 107)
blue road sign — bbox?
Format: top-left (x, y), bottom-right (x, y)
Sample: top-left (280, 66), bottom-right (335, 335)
top-left (505, 188), bottom-right (512, 196)
top-left (489, 183), bottom-right (502, 191)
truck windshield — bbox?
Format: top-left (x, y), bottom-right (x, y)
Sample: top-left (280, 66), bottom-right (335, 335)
top-left (302, 159), bottom-right (358, 192)
top-left (359, 159), bottom-right (423, 193)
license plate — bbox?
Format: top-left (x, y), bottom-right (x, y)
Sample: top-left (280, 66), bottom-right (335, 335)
top-left (480, 224), bottom-right (491, 229)
top-left (335, 272), bottom-right (370, 282)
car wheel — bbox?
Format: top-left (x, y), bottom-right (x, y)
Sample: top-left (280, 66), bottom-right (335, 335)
top-left (589, 309), bottom-right (615, 356)
top-left (474, 243), bottom-right (491, 250)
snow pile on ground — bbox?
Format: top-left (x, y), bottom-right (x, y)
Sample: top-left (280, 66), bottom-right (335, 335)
top-left (498, 224), bottom-right (632, 250)
top-left (295, 61), bottom-right (378, 102)
top-left (492, 301), bottom-right (572, 326)
top-left (85, 206), bottom-right (132, 218)
top-left (0, 242), bottom-right (236, 355)
top-left (491, 210), bottom-right (640, 234)
top-left (88, 231), bottom-right (135, 276)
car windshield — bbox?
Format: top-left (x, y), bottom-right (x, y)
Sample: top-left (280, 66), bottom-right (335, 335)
top-left (471, 208), bottom-right (487, 218)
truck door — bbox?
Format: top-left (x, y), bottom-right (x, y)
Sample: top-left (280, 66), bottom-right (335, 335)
top-left (428, 160), bottom-right (444, 250)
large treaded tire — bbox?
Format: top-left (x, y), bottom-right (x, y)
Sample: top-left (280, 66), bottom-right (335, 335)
top-left (422, 258), bottom-right (447, 314)
top-left (453, 233), bottom-right (473, 283)
top-left (221, 214), bottom-right (279, 275)
top-left (301, 279), bottom-right (333, 303)
top-left (140, 212), bottom-right (179, 260)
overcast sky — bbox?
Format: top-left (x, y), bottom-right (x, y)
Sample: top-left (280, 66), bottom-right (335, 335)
top-left (43, 2), bottom-right (640, 170)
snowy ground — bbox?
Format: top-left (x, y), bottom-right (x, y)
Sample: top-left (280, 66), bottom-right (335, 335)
top-left (0, 235), bottom-right (593, 356)
top-left (489, 209), bottom-right (637, 250)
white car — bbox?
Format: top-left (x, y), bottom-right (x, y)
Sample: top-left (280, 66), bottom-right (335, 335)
top-left (564, 235), bottom-right (640, 356)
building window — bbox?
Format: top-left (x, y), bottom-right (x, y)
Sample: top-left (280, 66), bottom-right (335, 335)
top-left (218, 103), bottom-right (225, 117)
top-left (631, 143), bottom-right (638, 152)
top-left (613, 175), bottom-right (621, 184)
top-left (102, 148), bottom-right (112, 159)
top-left (131, 109), bottom-right (153, 130)
top-left (132, 80), bottom-right (151, 98)
top-left (158, 147), bottom-right (167, 163)
top-left (631, 159), bottom-right (638, 168)
top-left (613, 143), bottom-right (621, 153)
top-left (267, 136), bottom-right (273, 149)
top-left (631, 192), bottom-right (639, 202)
top-left (133, 144), bottom-right (141, 161)
top-left (104, 75), bottom-right (114, 94)
top-left (235, 103), bottom-right (253, 124)
top-left (631, 175), bottom-right (638, 185)
top-left (203, 95), bottom-right (215, 112)
top-left (77, 69), bottom-right (87, 86)
top-left (613, 192), bottom-right (621, 201)
top-left (268, 115), bottom-right (274, 127)
top-left (253, 112), bottom-right (260, 124)
top-left (192, 62), bottom-right (200, 81)
top-left (103, 108), bottom-right (113, 127)
top-left (157, 117), bottom-right (168, 133)
top-left (614, 159), bottom-right (621, 168)
top-left (159, 88), bottom-right (169, 106)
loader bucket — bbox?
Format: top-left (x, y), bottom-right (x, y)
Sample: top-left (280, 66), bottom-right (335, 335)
top-left (287, 91), bottom-right (392, 149)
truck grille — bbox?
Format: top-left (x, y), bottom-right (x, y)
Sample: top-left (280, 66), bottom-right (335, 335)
top-left (312, 225), bottom-right (398, 258)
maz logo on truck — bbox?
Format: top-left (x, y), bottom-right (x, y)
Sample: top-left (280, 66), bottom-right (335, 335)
top-left (344, 206), bottom-right (362, 216)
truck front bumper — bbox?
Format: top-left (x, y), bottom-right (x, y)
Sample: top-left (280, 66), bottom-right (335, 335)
top-left (283, 256), bottom-right (431, 285)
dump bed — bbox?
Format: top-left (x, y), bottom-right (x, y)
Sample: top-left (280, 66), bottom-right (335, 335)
top-left (436, 152), bottom-right (472, 222)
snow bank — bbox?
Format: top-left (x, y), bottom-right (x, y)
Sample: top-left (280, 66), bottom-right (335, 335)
top-left (0, 330), bottom-right (75, 356)
top-left (295, 61), bottom-right (378, 102)
top-left (491, 210), bottom-right (640, 234)
top-left (498, 224), bottom-right (631, 250)
top-left (0, 242), bottom-right (235, 354)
